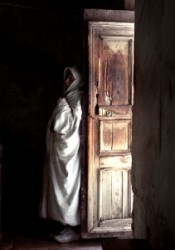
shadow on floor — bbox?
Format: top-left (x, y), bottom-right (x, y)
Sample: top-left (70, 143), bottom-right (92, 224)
top-left (102, 238), bottom-right (152, 250)
top-left (1, 220), bottom-right (152, 250)
top-left (1, 232), bottom-right (152, 250)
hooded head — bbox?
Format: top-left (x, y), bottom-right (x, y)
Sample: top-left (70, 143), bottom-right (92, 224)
top-left (64, 66), bottom-right (82, 93)
top-left (64, 68), bottom-right (75, 90)
top-left (64, 66), bottom-right (80, 81)
top-left (63, 66), bottom-right (83, 108)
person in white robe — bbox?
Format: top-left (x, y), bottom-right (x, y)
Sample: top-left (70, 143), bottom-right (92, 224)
top-left (40, 66), bottom-right (83, 242)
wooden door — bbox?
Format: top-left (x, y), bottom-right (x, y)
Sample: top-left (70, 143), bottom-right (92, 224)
top-left (86, 21), bottom-right (134, 237)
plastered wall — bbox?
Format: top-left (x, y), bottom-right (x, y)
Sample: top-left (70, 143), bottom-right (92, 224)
top-left (132, 1), bottom-right (175, 248)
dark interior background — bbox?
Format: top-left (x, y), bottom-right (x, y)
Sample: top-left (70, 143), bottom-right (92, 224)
top-left (0, 0), bottom-right (125, 234)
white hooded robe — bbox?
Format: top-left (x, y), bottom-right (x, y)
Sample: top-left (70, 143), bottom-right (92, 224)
top-left (40, 67), bottom-right (82, 226)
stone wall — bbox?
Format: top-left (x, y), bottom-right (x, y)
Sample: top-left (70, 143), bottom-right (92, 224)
top-left (133, 1), bottom-right (175, 248)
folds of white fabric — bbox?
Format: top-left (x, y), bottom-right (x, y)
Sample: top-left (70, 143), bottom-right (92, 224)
top-left (40, 97), bottom-right (82, 226)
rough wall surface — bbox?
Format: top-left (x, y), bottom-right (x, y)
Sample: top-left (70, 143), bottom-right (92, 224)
top-left (133, 0), bottom-right (175, 248)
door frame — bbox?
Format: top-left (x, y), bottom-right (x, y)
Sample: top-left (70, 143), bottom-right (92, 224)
top-left (81, 9), bottom-right (135, 239)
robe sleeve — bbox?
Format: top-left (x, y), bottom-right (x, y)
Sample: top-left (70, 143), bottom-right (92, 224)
top-left (53, 98), bottom-right (74, 135)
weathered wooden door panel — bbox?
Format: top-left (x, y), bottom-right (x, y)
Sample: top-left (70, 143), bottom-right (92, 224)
top-left (98, 36), bottom-right (133, 106)
top-left (99, 119), bottom-right (131, 153)
top-left (99, 169), bottom-right (131, 220)
top-left (87, 21), bottom-right (134, 237)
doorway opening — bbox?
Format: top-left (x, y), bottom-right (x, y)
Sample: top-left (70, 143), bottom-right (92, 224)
top-left (81, 9), bottom-right (134, 239)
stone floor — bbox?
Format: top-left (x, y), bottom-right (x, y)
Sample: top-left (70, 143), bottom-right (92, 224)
top-left (1, 232), bottom-right (152, 250)
top-left (1, 220), bottom-right (152, 250)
